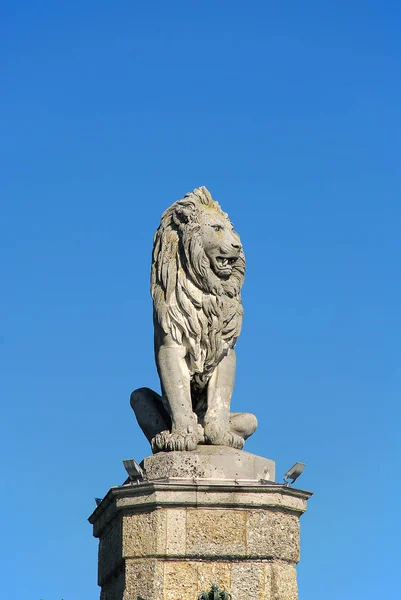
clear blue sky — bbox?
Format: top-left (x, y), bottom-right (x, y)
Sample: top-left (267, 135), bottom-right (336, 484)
top-left (1, 2), bottom-right (400, 599)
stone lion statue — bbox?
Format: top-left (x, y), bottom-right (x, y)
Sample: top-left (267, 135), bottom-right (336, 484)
top-left (131, 186), bottom-right (257, 452)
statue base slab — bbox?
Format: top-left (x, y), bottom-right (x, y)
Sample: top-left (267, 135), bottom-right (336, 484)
top-left (143, 445), bottom-right (275, 482)
top-left (88, 450), bottom-right (312, 600)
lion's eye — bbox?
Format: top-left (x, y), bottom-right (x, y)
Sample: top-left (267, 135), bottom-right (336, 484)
top-left (212, 224), bottom-right (223, 232)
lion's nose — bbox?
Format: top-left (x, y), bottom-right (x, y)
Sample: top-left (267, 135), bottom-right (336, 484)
top-left (231, 242), bottom-right (241, 251)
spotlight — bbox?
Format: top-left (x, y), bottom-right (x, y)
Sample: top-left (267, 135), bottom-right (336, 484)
top-left (94, 497), bottom-right (102, 507)
top-left (123, 458), bottom-right (145, 483)
top-left (283, 462), bottom-right (305, 486)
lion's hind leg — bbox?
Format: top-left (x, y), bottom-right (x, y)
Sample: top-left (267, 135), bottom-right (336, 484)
top-left (131, 387), bottom-right (199, 453)
top-left (130, 387), bottom-right (171, 445)
top-left (229, 412), bottom-right (258, 441)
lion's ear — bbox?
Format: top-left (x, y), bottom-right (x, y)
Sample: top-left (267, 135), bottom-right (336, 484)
top-left (173, 202), bottom-right (193, 225)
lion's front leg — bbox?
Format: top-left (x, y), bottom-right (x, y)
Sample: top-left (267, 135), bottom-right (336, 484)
top-left (203, 349), bottom-right (245, 449)
top-left (152, 336), bottom-right (198, 452)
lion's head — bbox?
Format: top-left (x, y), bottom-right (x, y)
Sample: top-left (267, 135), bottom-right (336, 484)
top-left (151, 186), bottom-right (245, 384)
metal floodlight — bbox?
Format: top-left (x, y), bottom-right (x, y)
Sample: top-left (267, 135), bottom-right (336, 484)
top-left (283, 462), bottom-right (305, 486)
top-left (94, 497), bottom-right (102, 507)
top-left (123, 458), bottom-right (145, 482)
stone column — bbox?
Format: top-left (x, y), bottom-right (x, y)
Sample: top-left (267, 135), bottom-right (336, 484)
top-left (88, 447), bottom-right (312, 600)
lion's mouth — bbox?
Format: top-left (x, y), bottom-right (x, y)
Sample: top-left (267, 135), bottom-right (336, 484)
top-left (214, 256), bottom-right (238, 277)
top-left (216, 256), bottom-right (237, 268)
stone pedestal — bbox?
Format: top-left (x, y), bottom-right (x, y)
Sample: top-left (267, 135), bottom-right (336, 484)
top-left (88, 448), bottom-right (312, 600)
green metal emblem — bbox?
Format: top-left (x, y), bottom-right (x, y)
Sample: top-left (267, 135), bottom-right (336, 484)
top-left (198, 582), bottom-right (232, 600)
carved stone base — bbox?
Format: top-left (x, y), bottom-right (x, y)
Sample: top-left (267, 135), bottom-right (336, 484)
top-left (142, 445), bottom-right (275, 482)
top-left (88, 451), bottom-right (311, 600)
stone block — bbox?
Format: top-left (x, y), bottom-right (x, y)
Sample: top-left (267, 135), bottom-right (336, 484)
top-left (186, 508), bottom-right (247, 557)
top-left (165, 508), bottom-right (187, 555)
top-left (246, 510), bottom-right (300, 561)
top-left (162, 560), bottom-right (234, 600)
top-left (162, 560), bottom-right (198, 600)
top-left (263, 563), bottom-right (274, 600)
top-left (122, 510), bottom-right (166, 558)
top-left (196, 561), bottom-right (232, 595)
top-left (231, 562), bottom-right (265, 600)
top-left (270, 562), bottom-right (298, 600)
top-left (100, 567), bottom-right (125, 600)
top-left (143, 445), bottom-right (275, 482)
top-left (98, 518), bottom-right (122, 585)
top-left (124, 559), bottom-right (164, 600)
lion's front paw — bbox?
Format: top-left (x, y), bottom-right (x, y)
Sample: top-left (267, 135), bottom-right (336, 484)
top-left (151, 428), bottom-right (198, 453)
top-left (203, 423), bottom-right (244, 449)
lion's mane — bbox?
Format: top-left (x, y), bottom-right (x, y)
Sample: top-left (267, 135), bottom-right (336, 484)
top-left (151, 186), bottom-right (245, 388)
